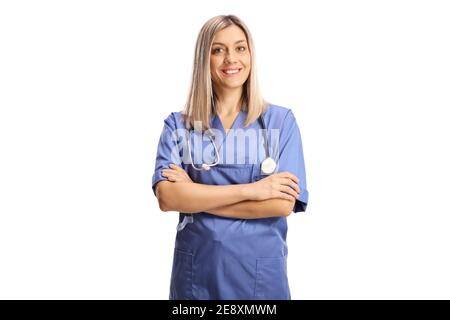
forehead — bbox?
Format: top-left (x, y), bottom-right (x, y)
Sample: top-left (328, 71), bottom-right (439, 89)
top-left (212, 25), bottom-right (247, 45)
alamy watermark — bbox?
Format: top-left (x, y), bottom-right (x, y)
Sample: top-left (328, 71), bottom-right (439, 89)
top-left (164, 120), bottom-right (281, 166)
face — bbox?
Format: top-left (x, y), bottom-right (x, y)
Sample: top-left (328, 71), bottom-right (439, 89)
top-left (210, 25), bottom-right (251, 90)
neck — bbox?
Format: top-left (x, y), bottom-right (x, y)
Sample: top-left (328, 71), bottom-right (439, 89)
top-left (213, 85), bottom-right (243, 115)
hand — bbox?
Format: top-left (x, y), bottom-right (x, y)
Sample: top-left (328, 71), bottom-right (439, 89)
top-left (161, 164), bottom-right (193, 183)
top-left (249, 171), bottom-right (300, 201)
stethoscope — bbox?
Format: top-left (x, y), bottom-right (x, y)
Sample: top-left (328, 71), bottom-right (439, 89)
top-left (177, 114), bottom-right (277, 232)
top-left (186, 114), bottom-right (277, 175)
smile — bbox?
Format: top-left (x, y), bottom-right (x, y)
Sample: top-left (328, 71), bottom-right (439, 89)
top-left (221, 68), bottom-right (242, 76)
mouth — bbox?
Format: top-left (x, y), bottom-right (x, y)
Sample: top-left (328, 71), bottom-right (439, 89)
top-left (221, 68), bottom-right (242, 77)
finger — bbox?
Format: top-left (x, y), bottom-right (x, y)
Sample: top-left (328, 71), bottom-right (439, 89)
top-left (280, 171), bottom-right (299, 184)
top-left (166, 174), bottom-right (176, 182)
top-left (162, 169), bottom-right (179, 178)
top-left (169, 173), bottom-right (183, 180)
top-left (169, 164), bottom-right (183, 171)
top-left (166, 171), bottom-right (189, 182)
top-left (287, 173), bottom-right (299, 184)
top-left (174, 171), bottom-right (189, 179)
top-left (163, 171), bottom-right (177, 179)
top-left (278, 191), bottom-right (296, 201)
top-left (168, 174), bottom-right (185, 182)
top-left (281, 185), bottom-right (299, 199)
top-left (280, 177), bottom-right (300, 194)
top-left (288, 180), bottom-right (301, 195)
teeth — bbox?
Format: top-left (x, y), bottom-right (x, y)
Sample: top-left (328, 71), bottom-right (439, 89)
top-left (224, 69), bottom-right (240, 74)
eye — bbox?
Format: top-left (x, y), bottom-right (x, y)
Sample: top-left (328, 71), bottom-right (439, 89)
top-left (212, 47), bottom-right (224, 54)
top-left (237, 46), bottom-right (246, 52)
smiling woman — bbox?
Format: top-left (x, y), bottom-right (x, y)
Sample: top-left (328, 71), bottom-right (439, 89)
top-left (151, 14), bottom-right (309, 301)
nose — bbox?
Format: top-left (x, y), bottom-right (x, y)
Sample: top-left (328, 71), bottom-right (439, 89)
top-left (224, 50), bottom-right (237, 64)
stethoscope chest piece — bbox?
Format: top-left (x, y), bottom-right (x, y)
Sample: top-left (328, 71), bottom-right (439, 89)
top-left (261, 157), bottom-right (277, 175)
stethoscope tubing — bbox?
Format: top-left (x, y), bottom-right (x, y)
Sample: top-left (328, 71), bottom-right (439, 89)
top-left (187, 114), bottom-right (269, 171)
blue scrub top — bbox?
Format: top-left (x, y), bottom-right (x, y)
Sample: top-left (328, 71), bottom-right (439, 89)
top-left (152, 104), bottom-right (309, 300)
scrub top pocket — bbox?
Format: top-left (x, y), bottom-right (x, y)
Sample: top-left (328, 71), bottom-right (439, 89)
top-left (169, 249), bottom-right (193, 300)
top-left (254, 256), bottom-right (290, 300)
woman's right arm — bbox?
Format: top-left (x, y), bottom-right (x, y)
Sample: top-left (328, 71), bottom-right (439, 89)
top-left (155, 181), bottom-right (253, 213)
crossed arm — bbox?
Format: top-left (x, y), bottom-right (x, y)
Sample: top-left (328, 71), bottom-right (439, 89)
top-left (155, 165), bottom-right (297, 219)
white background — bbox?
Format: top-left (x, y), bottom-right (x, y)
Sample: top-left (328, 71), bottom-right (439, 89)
top-left (1, 0), bottom-right (449, 299)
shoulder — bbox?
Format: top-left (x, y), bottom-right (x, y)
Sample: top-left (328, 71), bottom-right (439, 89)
top-left (162, 111), bottom-right (185, 130)
top-left (265, 103), bottom-right (296, 124)
top-left (266, 103), bottom-right (291, 113)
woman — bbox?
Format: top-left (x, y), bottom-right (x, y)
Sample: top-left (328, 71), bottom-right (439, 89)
top-left (151, 15), bottom-right (309, 300)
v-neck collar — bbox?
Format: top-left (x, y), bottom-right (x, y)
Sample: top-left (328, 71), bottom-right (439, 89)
top-left (211, 111), bottom-right (244, 151)
top-left (214, 111), bottom-right (242, 135)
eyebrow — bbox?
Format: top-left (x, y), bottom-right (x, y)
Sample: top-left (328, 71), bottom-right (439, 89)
top-left (212, 40), bottom-right (247, 46)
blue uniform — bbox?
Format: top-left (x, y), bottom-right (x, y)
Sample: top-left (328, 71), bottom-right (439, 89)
top-left (152, 104), bottom-right (309, 300)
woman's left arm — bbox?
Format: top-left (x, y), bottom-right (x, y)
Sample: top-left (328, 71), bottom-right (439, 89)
top-left (207, 198), bottom-right (295, 219)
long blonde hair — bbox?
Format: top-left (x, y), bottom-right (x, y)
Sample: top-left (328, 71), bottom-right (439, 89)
top-left (182, 14), bottom-right (269, 131)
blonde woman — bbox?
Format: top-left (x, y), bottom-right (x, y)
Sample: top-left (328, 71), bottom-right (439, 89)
top-left (152, 15), bottom-right (308, 300)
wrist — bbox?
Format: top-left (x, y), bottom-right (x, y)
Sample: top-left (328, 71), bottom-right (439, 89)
top-left (239, 183), bottom-right (255, 201)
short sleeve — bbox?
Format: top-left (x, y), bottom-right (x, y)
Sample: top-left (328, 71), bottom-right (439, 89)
top-left (151, 113), bottom-right (182, 197)
top-left (275, 110), bottom-right (309, 212)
